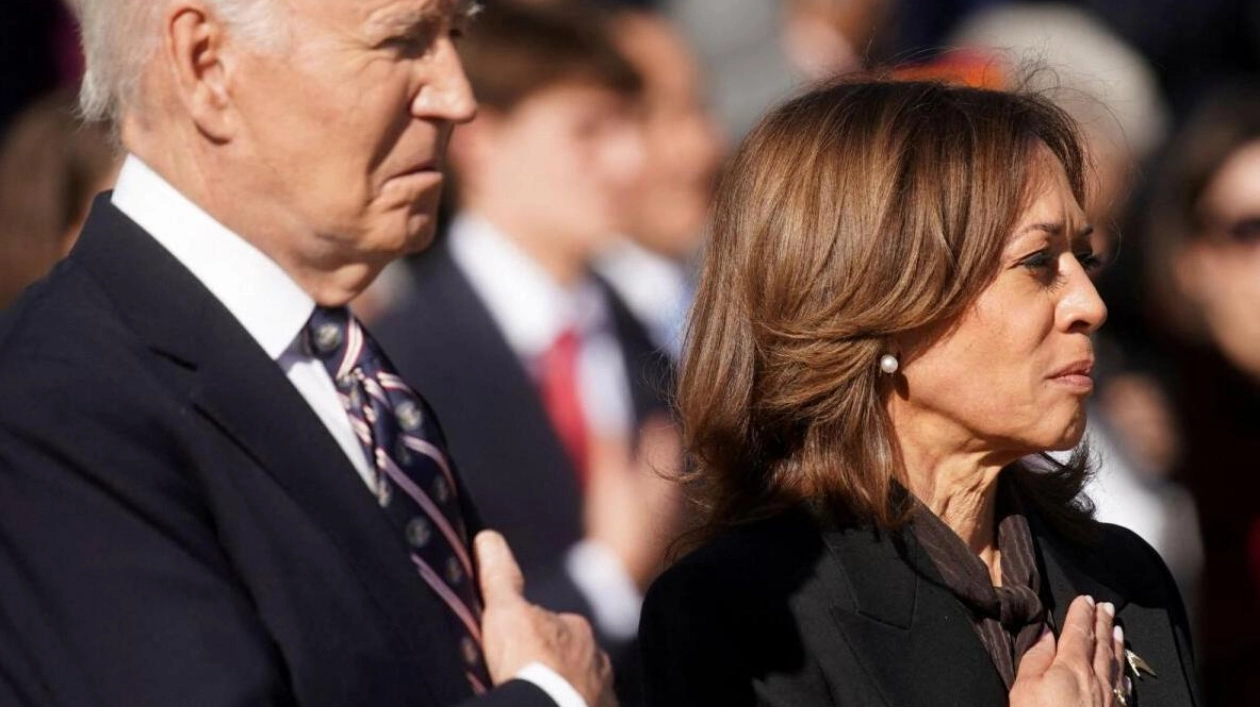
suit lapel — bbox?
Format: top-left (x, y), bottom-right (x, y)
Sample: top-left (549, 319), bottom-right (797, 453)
top-left (816, 523), bottom-right (1008, 707)
top-left (188, 320), bottom-right (465, 659)
top-left (73, 199), bottom-right (471, 694)
top-left (598, 275), bottom-right (672, 424)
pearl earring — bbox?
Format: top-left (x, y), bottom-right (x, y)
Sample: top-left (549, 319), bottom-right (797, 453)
top-left (879, 354), bottom-right (899, 374)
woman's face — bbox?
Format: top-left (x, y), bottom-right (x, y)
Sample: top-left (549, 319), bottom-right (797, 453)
top-left (1177, 140), bottom-right (1260, 379)
top-left (890, 153), bottom-right (1108, 460)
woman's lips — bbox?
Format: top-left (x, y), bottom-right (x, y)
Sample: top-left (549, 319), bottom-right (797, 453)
top-left (1049, 359), bottom-right (1095, 393)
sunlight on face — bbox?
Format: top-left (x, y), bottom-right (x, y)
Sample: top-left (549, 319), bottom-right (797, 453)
top-left (227, 0), bottom-right (477, 267)
top-left (893, 148), bottom-right (1108, 461)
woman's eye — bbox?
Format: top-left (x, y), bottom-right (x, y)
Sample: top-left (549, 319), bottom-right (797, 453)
top-left (1019, 251), bottom-right (1054, 271)
top-left (1074, 250), bottom-right (1104, 273)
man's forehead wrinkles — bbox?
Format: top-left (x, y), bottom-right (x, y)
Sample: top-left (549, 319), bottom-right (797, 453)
top-left (361, 0), bottom-right (471, 31)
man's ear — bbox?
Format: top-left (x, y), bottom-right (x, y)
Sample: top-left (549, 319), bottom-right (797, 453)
top-left (165, 3), bottom-right (237, 141)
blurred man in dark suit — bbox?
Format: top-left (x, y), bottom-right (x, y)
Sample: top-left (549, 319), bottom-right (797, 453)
top-left (373, 5), bottom-right (684, 703)
top-left (0, 0), bottom-right (615, 705)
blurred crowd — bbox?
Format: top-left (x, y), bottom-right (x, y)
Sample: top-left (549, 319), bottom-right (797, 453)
top-left (3, 0), bottom-right (1259, 704)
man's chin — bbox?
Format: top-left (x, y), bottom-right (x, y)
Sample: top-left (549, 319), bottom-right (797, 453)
top-left (401, 218), bottom-right (439, 254)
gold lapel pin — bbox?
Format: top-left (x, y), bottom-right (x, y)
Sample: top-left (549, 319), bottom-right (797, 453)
top-left (1125, 649), bottom-right (1157, 679)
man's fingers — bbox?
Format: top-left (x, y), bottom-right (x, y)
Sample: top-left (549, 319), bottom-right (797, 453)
top-left (1015, 626), bottom-right (1056, 679)
top-left (475, 530), bottom-right (525, 607)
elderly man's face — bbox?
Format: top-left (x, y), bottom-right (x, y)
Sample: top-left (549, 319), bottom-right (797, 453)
top-left (227, 0), bottom-right (476, 266)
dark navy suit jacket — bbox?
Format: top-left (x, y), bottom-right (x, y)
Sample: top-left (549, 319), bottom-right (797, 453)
top-left (373, 241), bottom-right (673, 704)
top-left (0, 198), bottom-right (556, 707)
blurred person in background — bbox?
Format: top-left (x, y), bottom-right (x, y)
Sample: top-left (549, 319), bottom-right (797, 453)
top-left (946, 3), bottom-right (1204, 607)
top-left (373, 5), bottom-right (683, 704)
top-left (0, 89), bottom-right (119, 308)
top-left (1145, 83), bottom-right (1260, 707)
top-left (0, 0), bottom-right (79, 134)
top-left (665, 0), bottom-right (893, 141)
top-left (596, 7), bottom-right (725, 360)
top-left (779, 0), bottom-right (893, 81)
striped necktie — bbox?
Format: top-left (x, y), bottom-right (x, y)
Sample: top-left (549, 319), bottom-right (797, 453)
top-left (306, 306), bottom-right (491, 694)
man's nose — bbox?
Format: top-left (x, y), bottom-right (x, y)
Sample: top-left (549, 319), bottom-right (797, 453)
top-left (412, 38), bottom-right (478, 124)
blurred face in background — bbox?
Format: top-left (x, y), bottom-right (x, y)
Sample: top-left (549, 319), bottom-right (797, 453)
top-left (454, 81), bottom-right (644, 280)
top-left (614, 14), bottom-right (723, 261)
top-left (781, 0), bottom-right (891, 80)
top-left (1178, 139), bottom-right (1260, 379)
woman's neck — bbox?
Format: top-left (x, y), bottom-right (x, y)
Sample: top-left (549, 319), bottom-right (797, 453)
top-left (911, 459), bottom-right (1002, 574)
top-left (892, 413), bottom-right (1013, 583)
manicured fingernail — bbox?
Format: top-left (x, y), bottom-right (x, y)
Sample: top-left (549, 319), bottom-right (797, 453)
top-left (1114, 625), bottom-right (1124, 644)
top-left (1085, 595), bottom-right (1096, 607)
top-left (1102, 602), bottom-right (1115, 617)
top-left (1124, 676), bottom-right (1132, 693)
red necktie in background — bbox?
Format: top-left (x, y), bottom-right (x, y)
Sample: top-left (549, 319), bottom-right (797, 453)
top-left (539, 327), bottom-right (589, 488)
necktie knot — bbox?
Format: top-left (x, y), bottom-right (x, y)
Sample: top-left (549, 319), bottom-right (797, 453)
top-left (306, 306), bottom-right (351, 358)
top-left (306, 306), bottom-right (373, 385)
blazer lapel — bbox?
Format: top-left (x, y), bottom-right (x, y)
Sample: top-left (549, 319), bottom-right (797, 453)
top-left (817, 524), bottom-right (1009, 707)
top-left (1034, 520), bottom-right (1198, 706)
top-left (1031, 520), bottom-right (1127, 632)
top-left (74, 198), bottom-right (471, 694)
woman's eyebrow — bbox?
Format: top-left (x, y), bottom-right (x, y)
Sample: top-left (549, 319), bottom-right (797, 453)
top-left (1017, 222), bottom-right (1095, 241)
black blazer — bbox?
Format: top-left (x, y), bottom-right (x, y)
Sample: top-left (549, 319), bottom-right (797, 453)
top-left (640, 507), bottom-right (1201, 707)
top-left (374, 241), bottom-right (671, 618)
top-left (0, 199), bottom-right (555, 707)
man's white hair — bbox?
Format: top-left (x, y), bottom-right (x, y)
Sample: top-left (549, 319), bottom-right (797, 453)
top-left (67, 0), bottom-right (279, 126)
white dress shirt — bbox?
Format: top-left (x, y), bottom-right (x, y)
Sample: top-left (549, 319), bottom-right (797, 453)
top-left (448, 213), bottom-right (644, 640)
top-left (596, 238), bottom-right (694, 362)
top-left (110, 155), bottom-right (585, 707)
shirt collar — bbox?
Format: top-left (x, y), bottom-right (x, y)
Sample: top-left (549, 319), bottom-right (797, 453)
top-left (595, 238), bottom-right (690, 319)
top-left (447, 212), bottom-right (608, 359)
top-left (111, 154), bottom-right (315, 360)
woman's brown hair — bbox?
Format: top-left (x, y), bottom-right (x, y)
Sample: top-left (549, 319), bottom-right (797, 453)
top-left (678, 77), bottom-right (1094, 539)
